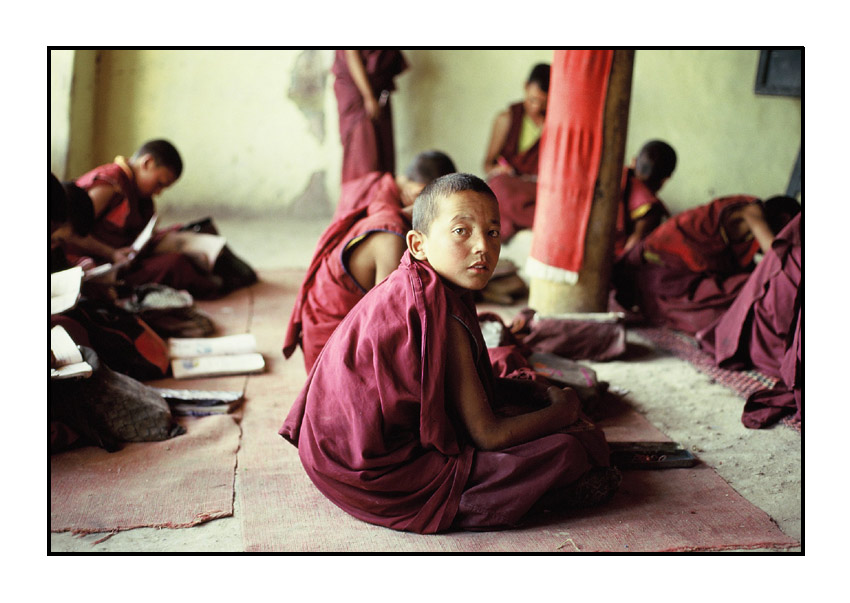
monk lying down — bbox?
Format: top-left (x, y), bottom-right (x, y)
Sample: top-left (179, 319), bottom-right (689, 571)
top-left (281, 173), bottom-right (620, 534)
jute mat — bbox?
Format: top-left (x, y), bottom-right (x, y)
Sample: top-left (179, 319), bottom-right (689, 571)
top-left (237, 271), bottom-right (800, 552)
top-left (49, 279), bottom-right (257, 536)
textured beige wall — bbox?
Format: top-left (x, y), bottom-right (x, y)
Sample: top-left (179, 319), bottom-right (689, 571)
top-left (627, 49), bottom-right (801, 214)
top-left (49, 50), bottom-right (75, 177)
top-left (51, 49), bottom-right (801, 219)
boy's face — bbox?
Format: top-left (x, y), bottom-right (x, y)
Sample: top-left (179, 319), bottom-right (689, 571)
top-left (407, 190), bottom-right (501, 290)
top-left (135, 154), bottom-right (178, 198)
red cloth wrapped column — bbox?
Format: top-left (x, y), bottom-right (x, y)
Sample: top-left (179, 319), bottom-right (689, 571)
top-left (527, 50), bottom-right (614, 285)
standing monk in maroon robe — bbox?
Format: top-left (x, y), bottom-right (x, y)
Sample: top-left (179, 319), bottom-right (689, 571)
top-left (697, 213), bottom-right (802, 429)
top-left (281, 173), bottom-right (618, 534)
top-left (612, 194), bottom-right (800, 334)
top-left (333, 50), bottom-right (407, 183)
top-left (283, 151), bottom-right (456, 372)
top-left (483, 63), bottom-right (549, 241)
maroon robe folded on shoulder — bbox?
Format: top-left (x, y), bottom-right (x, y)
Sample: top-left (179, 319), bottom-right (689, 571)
top-left (283, 172), bottom-right (409, 371)
top-left (487, 102), bottom-right (541, 241)
top-left (612, 195), bottom-right (761, 334)
top-left (697, 214), bottom-right (802, 428)
top-left (280, 252), bottom-right (609, 534)
top-left (332, 50), bottom-right (407, 183)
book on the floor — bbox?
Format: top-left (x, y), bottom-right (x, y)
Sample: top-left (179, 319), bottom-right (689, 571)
top-left (168, 333), bottom-right (257, 358)
top-left (171, 353), bottom-right (265, 379)
top-left (151, 387), bottom-right (244, 416)
top-left (50, 325), bottom-right (93, 379)
top-left (51, 266), bottom-right (83, 315)
top-left (608, 441), bottom-right (698, 469)
top-left (153, 230), bottom-right (226, 272)
top-left (168, 333), bottom-right (264, 379)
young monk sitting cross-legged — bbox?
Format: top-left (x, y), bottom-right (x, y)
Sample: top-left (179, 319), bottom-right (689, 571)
top-left (280, 173), bottom-right (620, 534)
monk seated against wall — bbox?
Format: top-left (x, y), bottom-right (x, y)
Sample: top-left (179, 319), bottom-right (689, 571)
top-left (611, 194), bottom-right (800, 335)
top-left (483, 64), bottom-right (549, 242)
top-left (614, 139), bottom-right (677, 259)
top-left (281, 173), bottom-right (619, 534)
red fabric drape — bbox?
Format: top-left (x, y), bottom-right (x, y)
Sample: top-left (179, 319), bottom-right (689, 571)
top-left (529, 50), bottom-right (613, 278)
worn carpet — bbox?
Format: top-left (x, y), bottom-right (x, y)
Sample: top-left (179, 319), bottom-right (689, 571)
top-left (49, 281), bottom-right (257, 536)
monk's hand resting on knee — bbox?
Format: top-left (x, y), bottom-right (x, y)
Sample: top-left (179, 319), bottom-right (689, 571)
top-left (546, 386), bottom-right (581, 426)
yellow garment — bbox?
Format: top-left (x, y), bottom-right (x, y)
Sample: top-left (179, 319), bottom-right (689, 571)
top-left (517, 114), bottom-right (541, 154)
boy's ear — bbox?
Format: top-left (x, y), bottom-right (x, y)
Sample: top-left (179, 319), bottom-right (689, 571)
top-left (406, 229), bottom-right (428, 261)
top-left (138, 153), bottom-right (156, 171)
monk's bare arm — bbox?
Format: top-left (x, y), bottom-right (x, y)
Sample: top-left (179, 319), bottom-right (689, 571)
top-left (740, 203), bottom-right (776, 253)
top-left (446, 318), bottom-right (580, 451)
top-left (347, 232), bottom-right (406, 290)
top-left (483, 111), bottom-right (513, 176)
top-left (343, 49), bottom-right (380, 120)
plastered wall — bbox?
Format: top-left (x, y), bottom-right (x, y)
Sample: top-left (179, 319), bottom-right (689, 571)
top-left (50, 49), bottom-right (801, 219)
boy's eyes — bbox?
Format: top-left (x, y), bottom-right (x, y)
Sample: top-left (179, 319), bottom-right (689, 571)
top-left (451, 227), bottom-right (501, 238)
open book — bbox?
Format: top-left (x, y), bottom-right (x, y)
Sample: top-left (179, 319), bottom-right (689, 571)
top-left (51, 325), bottom-right (92, 379)
top-left (51, 266), bottom-right (83, 315)
top-left (168, 333), bottom-right (265, 379)
top-left (83, 214), bottom-right (159, 281)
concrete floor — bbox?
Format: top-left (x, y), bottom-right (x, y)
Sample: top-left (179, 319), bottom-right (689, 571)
top-left (50, 211), bottom-right (802, 553)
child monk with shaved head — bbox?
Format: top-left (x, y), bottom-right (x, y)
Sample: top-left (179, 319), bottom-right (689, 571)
top-left (281, 173), bottom-right (619, 534)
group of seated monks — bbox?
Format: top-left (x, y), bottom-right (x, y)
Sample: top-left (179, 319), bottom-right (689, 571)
top-left (278, 65), bottom-right (802, 532)
top-left (50, 71), bottom-right (801, 534)
top-left (50, 139), bottom-right (259, 451)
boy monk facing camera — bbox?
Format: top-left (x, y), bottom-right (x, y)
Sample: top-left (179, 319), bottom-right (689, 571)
top-left (280, 173), bottom-right (619, 534)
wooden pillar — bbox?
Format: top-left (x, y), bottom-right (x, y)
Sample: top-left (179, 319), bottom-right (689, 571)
top-left (528, 49), bottom-right (634, 314)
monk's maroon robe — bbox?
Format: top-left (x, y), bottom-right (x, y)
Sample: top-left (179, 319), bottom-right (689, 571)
top-left (72, 161), bottom-right (219, 297)
top-left (613, 168), bottom-right (670, 258)
top-left (332, 50), bottom-right (407, 183)
top-left (280, 252), bottom-right (609, 534)
top-left (283, 173), bottom-right (409, 371)
top-left (612, 195), bottom-right (761, 334)
top-left (697, 214), bottom-right (802, 428)
top-left (487, 102), bottom-right (541, 241)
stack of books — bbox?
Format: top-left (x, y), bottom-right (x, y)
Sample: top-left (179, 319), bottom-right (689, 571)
top-left (168, 333), bottom-right (265, 379)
